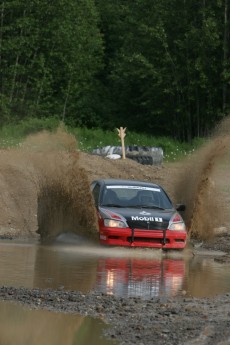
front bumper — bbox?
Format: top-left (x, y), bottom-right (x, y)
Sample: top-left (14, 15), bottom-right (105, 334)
top-left (99, 227), bottom-right (187, 249)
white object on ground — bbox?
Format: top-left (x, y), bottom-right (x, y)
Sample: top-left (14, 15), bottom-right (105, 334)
top-left (105, 154), bottom-right (121, 160)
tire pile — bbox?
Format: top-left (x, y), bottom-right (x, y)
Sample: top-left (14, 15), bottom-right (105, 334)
top-left (92, 145), bottom-right (163, 165)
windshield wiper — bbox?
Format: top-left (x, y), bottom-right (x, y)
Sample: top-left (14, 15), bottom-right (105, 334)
top-left (101, 204), bottom-right (123, 208)
top-left (128, 205), bottom-right (165, 210)
top-left (141, 205), bottom-right (165, 210)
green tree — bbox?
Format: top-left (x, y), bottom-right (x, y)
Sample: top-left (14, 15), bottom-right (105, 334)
top-left (96, 0), bottom-right (228, 140)
top-left (0, 0), bottom-right (104, 125)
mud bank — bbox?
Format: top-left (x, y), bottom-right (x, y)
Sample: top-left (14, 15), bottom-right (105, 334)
top-left (0, 286), bottom-right (229, 345)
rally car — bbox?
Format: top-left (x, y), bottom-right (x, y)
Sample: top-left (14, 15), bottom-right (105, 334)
top-left (91, 179), bottom-right (187, 249)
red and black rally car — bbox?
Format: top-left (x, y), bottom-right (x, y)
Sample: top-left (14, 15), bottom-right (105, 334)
top-left (91, 179), bottom-right (187, 249)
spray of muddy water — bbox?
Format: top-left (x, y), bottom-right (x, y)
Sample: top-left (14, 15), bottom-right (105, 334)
top-left (175, 117), bottom-right (230, 240)
top-left (20, 127), bottom-right (98, 242)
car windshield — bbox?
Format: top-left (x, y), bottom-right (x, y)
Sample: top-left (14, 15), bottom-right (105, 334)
top-left (101, 185), bottom-right (173, 209)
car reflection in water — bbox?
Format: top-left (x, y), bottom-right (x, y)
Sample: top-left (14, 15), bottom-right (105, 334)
top-left (97, 257), bottom-right (185, 299)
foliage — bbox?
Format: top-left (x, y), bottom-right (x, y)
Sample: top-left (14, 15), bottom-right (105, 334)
top-left (97, 0), bottom-right (225, 140)
top-left (0, 1), bottom-right (230, 140)
top-left (0, 117), bottom-right (59, 147)
top-left (0, 0), bottom-right (103, 124)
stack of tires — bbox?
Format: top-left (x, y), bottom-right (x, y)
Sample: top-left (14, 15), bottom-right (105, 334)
top-left (92, 145), bottom-right (163, 166)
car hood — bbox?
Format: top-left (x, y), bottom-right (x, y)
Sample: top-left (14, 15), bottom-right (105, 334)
top-left (99, 206), bottom-right (176, 230)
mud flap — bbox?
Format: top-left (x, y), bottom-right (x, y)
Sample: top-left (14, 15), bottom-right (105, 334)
top-left (129, 228), bottom-right (135, 244)
top-left (162, 229), bottom-right (167, 246)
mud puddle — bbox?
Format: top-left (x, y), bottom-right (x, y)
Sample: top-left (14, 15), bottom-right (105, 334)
top-left (0, 235), bottom-right (229, 299)
top-left (0, 300), bottom-right (115, 345)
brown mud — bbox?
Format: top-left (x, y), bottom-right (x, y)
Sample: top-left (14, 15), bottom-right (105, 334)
top-left (175, 136), bottom-right (230, 240)
top-left (0, 129), bottom-right (98, 242)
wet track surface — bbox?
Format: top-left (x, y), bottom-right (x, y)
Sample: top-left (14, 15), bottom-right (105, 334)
top-left (0, 234), bottom-right (229, 299)
top-left (0, 234), bottom-right (229, 345)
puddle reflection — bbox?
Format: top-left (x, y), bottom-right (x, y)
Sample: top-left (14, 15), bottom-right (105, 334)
top-left (0, 301), bottom-right (114, 345)
top-left (0, 240), bottom-right (229, 298)
top-left (97, 257), bottom-right (185, 298)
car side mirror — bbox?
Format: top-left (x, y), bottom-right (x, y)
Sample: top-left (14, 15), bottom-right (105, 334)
top-left (176, 204), bottom-right (186, 212)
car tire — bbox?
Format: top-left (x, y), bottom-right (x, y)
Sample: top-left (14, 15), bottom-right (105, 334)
top-left (127, 155), bottom-right (153, 165)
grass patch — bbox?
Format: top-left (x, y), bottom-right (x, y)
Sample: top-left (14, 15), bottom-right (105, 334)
top-left (0, 117), bottom-right (204, 162)
top-left (0, 117), bottom-right (60, 148)
top-left (72, 127), bottom-right (204, 162)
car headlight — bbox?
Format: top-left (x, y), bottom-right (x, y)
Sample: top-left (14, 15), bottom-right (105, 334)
top-left (168, 213), bottom-right (186, 231)
top-left (168, 222), bottom-right (186, 231)
top-left (104, 219), bottom-right (126, 228)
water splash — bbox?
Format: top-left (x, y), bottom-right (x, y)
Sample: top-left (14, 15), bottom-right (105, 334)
top-left (175, 117), bottom-right (230, 240)
top-left (26, 129), bottom-right (99, 242)
top-left (0, 127), bottom-right (98, 242)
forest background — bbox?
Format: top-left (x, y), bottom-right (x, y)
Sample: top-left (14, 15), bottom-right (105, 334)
top-left (0, 0), bottom-right (230, 142)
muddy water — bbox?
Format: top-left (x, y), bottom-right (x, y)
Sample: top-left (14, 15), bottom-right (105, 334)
top-left (0, 300), bottom-right (114, 345)
top-left (0, 236), bottom-right (229, 299)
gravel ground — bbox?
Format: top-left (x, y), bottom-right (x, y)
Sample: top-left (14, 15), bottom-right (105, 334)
top-left (0, 281), bottom-right (230, 345)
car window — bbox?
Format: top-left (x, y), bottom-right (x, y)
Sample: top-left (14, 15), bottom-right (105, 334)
top-left (102, 185), bottom-right (173, 209)
top-left (92, 183), bottom-right (100, 206)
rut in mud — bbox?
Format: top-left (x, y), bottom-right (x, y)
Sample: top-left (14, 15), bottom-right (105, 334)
top-left (0, 118), bottom-right (230, 242)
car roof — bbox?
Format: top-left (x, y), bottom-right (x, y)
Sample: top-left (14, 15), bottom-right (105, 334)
top-left (92, 178), bottom-right (161, 188)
